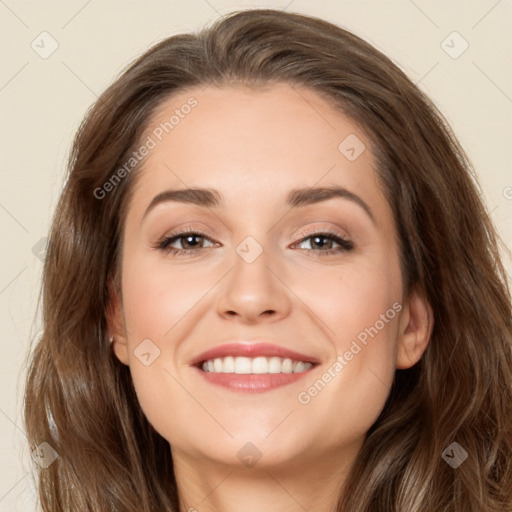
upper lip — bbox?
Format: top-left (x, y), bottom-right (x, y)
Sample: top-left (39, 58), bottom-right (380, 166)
top-left (189, 342), bottom-right (320, 367)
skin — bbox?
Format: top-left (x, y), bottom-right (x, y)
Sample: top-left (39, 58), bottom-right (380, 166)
top-left (109, 83), bottom-right (433, 512)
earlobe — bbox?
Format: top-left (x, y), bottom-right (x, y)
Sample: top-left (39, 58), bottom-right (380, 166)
top-left (106, 277), bottom-right (130, 366)
top-left (111, 336), bottom-right (130, 366)
top-left (396, 288), bottom-right (433, 369)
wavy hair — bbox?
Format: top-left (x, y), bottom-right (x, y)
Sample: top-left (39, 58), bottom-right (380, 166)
top-left (23, 8), bottom-right (512, 511)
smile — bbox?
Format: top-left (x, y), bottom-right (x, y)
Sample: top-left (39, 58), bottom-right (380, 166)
top-left (191, 341), bottom-right (319, 392)
top-left (201, 356), bottom-right (313, 374)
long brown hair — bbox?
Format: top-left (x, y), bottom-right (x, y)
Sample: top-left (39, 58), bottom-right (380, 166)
top-left (23, 9), bottom-right (512, 511)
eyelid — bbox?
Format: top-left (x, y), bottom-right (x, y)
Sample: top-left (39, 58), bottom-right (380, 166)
top-left (155, 223), bottom-right (217, 241)
top-left (292, 224), bottom-right (351, 241)
top-left (155, 223), bottom-right (354, 254)
top-left (156, 223), bottom-right (350, 242)
top-left (154, 226), bottom-right (218, 249)
top-left (291, 226), bottom-right (353, 250)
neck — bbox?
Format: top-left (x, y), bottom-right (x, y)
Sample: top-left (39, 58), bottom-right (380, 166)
top-left (173, 441), bottom-right (361, 512)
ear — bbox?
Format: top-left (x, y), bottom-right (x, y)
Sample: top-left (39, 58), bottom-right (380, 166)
top-left (106, 276), bottom-right (129, 366)
top-left (396, 287), bottom-right (433, 369)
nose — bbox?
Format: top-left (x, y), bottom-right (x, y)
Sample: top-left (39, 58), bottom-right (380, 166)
top-left (216, 243), bottom-right (292, 324)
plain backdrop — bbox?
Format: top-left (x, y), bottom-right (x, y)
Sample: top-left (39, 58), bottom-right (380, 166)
top-left (0, 1), bottom-right (511, 510)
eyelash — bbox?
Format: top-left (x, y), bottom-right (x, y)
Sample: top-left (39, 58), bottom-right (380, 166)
top-left (155, 226), bottom-right (354, 257)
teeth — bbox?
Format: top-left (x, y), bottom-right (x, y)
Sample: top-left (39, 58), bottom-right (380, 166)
top-left (294, 361), bottom-right (306, 373)
top-left (213, 358), bottom-right (223, 372)
top-left (201, 356), bottom-right (313, 374)
top-left (251, 356), bottom-right (268, 374)
top-left (235, 356), bottom-right (252, 374)
top-left (223, 356), bottom-right (235, 373)
top-left (268, 356), bottom-right (282, 373)
top-left (282, 358), bottom-right (293, 373)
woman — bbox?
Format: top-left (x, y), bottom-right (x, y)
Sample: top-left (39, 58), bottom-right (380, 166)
top-left (23, 8), bottom-right (512, 511)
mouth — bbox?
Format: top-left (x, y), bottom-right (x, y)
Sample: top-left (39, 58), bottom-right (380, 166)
top-left (190, 342), bottom-right (319, 393)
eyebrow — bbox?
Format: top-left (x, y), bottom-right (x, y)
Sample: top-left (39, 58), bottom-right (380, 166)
top-left (142, 185), bottom-right (376, 224)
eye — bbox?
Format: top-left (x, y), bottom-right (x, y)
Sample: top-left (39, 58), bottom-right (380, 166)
top-left (155, 227), bottom-right (354, 257)
top-left (292, 230), bottom-right (354, 255)
top-left (156, 228), bottom-right (217, 256)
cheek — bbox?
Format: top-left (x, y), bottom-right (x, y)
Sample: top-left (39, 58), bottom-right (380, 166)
top-left (293, 260), bottom-right (402, 440)
top-left (118, 255), bottom-right (223, 443)
top-left (297, 319), bottom-right (400, 450)
top-left (293, 254), bottom-right (401, 353)
top-left (121, 254), bottom-right (212, 341)
top-left (126, 360), bottom-right (202, 451)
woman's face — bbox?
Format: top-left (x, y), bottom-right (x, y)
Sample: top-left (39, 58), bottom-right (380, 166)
top-left (111, 83), bottom-right (429, 471)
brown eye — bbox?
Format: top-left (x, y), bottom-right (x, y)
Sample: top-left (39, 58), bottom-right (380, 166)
top-left (294, 232), bottom-right (354, 255)
top-left (157, 230), bottom-right (217, 255)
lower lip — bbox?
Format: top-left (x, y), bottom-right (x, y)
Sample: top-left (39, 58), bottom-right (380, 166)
top-left (193, 366), bottom-right (315, 393)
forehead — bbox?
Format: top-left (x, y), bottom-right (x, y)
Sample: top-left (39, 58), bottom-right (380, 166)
top-left (126, 82), bottom-right (388, 223)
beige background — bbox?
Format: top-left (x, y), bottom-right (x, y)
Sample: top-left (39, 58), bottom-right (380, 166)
top-left (1, 0), bottom-right (511, 509)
